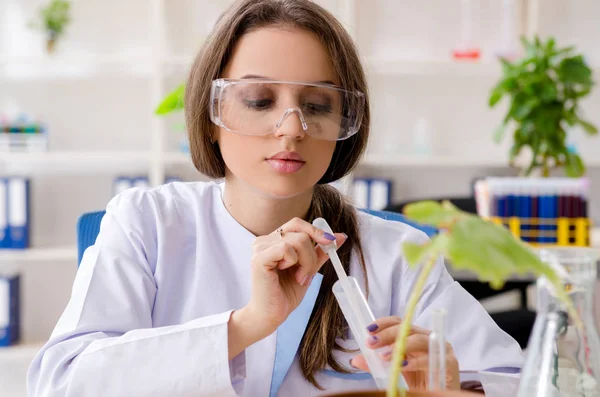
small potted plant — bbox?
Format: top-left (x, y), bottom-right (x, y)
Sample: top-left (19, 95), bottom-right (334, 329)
top-left (325, 200), bottom-right (578, 397)
top-left (489, 36), bottom-right (597, 177)
top-left (30, 0), bottom-right (72, 54)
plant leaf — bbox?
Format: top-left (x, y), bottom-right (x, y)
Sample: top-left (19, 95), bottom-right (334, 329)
top-left (402, 201), bottom-right (466, 228)
top-left (403, 233), bottom-right (450, 268)
top-left (559, 57), bottom-right (593, 85)
top-left (493, 123), bottom-right (507, 143)
top-left (578, 119), bottom-right (598, 135)
top-left (489, 88), bottom-right (504, 108)
top-left (565, 152), bottom-right (585, 177)
top-left (155, 84), bottom-right (186, 115)
top-left (401, 207), bottom-right (565, 292)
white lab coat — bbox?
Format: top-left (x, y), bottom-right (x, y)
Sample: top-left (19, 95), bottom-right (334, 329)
top-left (27, 181), bottom-right (523, 397)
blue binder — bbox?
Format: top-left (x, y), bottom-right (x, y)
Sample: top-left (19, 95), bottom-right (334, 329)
top-left (112, 176), bottom-right (133, 197)
top-left (132, 176), bottom-right (150, 189)
top-left (0, 178), bottom-right (8, 249)
top-left (0, 273), bottom-right (20, 347)
top-left (7, 177), bottom-right (30, 249)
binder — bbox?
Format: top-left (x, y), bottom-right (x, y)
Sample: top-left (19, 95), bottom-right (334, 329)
top-left (7, 177), bottom-right (29, 249)
top-left (0, 273), bottom-right (20, 347)
top-left (164, 176), bottom-right (182, 184)
top-left (351, 178), bottom-right (369, 209)
top-left (369, 179), bottom-right (392, 211)
top-left (133, 176), bottom-right (150, 189)
top-left (0, 178), bottom-right (8, 248)
top-left (112, 176), bottom-right (133, 197)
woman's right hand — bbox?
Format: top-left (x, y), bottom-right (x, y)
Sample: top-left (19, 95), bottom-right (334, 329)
top-left (240, 217), bottom-right (346, 338)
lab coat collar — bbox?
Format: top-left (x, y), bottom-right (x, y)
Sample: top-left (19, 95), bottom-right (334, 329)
top-left (212, 181), bottom-right (326, 394)
top-left (270, 273), bottom-right (324, 397)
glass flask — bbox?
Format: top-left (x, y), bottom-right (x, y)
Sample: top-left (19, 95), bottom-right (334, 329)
top-left (518, 247), bottom-right (600, 397)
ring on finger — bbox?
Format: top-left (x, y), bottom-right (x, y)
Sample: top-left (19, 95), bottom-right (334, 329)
top-left (276, 228), bottom-right (284, 239)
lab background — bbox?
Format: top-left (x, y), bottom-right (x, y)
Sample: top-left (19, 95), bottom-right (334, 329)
top-left (1, 1), bottom-right (600, 396)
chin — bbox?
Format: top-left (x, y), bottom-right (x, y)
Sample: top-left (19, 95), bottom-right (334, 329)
top-left (256, 179), bottom-right (314, 199)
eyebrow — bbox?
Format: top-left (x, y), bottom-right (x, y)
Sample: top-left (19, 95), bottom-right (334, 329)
top-left (239, 74), bottom-right (336, 85)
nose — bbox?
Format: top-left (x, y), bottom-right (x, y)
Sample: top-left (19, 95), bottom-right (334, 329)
top-left (273, 108), bottom-right (308, 140)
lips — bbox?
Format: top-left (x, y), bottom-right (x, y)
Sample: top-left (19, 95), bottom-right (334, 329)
top-left (267, 151), bottom-right (305, 162)
top-left (266, 151), bottom-right (305, 173)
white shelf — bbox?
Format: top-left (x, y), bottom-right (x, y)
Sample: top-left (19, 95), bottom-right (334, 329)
top-left (361, 153), bottom-right (600, 168)
top-left (0, 53), bottom-right (155, 81)
top-left (365, 58), bottom-right (503, 77)
top-left (365, 57), bottom-right (600, 77)
top-left (360, 153), bottom-right (508, 168)
top-left (0, 246), bottom-right (77, 262)
top-left (0, 151), bottom-right (153, 174)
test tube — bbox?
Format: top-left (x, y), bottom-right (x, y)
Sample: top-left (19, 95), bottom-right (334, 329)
top-left (429, 309), bottom-right (447, 390)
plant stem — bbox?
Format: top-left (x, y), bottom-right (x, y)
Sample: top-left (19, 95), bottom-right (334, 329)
top-left (524, 157), bottom-right (538, 177)
top-left (542, 154), bottom-right (550, 177)
top-left (387, 254), bottom-right (438, 397)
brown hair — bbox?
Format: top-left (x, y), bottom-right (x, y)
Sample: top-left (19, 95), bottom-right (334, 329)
top-left (184, 0), bottom-right (370, 388)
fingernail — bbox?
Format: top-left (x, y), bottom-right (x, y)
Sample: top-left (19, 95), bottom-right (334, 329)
top-left (300, 275), bottom-right (309, 286)
top-left (368, 335), bottom-right (379, 344)
top-left (349, 358), bottom-right (356, 368)
top-left (342, 233), bottom-right (348, 239)
top-left (382, 349), bottom-right (393, 359)
top-left (402, 359), bottom-right (409, 367)
top-left (367, 323), bottom-right (378, 332)
top-left (324, 232), bottom-right (335, 241)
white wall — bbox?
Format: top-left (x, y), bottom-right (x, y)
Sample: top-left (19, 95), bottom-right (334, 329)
top-left (0, 0), bottom-right (599, 345)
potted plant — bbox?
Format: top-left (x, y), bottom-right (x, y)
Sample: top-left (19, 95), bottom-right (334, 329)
top-left (326, 200), bottom-right (579, 397)
top-left (30, 0), bottom-right (72, 54)
top-left (489, 36), bottom-right (597, 177)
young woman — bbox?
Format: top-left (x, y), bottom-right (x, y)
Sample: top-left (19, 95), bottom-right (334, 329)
top-left (28, 1), bottom-right (523, 396)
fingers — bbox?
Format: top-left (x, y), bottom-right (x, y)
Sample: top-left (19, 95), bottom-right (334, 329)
top-left (252, 241), bottom-right (298, 271)
top-left (349, 353), bottom-right (409, 373)
top-left (276, 232), bottom-right (319, 285)
top-left (398, 349), bottom-right (459, 374)
top-left (253, 217), bottom-right (348, 286)
top-left (278, 217), bottom-right (337, 245)
top-left (286, 232), bottom-right (347, 285)
top-left (315, 233), bottom-right (347, 264)
top-left (349, 354), bottom-right (369, 372)
top-left (365, 317), bottom-right (430, 349)
top-left (365, 316), bottom-right (401, 333)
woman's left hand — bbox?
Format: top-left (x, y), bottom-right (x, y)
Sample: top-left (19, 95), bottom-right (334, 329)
top-left (349, 316), bottom-right (461, 391)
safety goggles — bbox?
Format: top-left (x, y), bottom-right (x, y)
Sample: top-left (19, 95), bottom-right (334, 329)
top-left (209, 78), bottom-right (365, 141)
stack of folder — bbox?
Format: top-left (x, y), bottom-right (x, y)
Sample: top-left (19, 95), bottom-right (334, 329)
top-left (475, 177), bottom-right (590, 247)
top-left (351, 177), bottom-right (393, 211)
top-left (0, 177), bottom-right (30, 250)
top-left (0, 177), bottom-right (27, 347)
top-left (112, 175), bottom-right (183, 197)
top-left (0, 272), bottom-right (20, 347)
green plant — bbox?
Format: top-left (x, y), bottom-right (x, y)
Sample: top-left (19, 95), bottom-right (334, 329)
top-left (31, 0), bottom-right (71, 39)
top-left (155, 84), bottom-right (186, 115)
top-left (489, 36), bottom-right (597, 178)
top-left (387, 200), bottom-right (579, 397)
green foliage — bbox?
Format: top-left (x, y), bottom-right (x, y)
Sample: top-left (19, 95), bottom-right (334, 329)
top-left (402, 200), bottom-right (566, 292)
top-left (387, 200), bottom-right (576, 396)
top-left (31, 0), bottom-right (71, 37)
top-left (155, 84), bottom-right (186, 115)
top-left (489, 36), bottom-right (597, 177)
